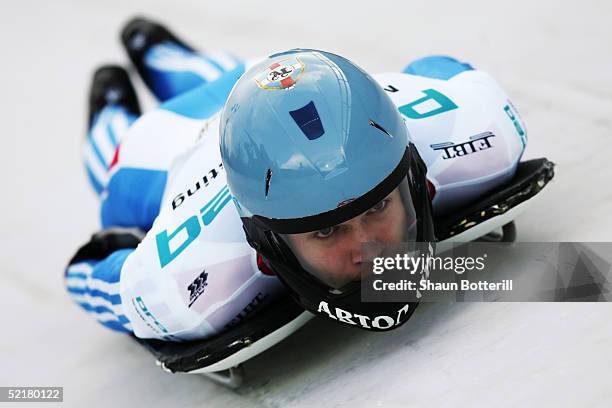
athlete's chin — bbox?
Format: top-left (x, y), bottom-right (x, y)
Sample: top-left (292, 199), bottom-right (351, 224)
top-left (324, 268), bottom-right (363, 289)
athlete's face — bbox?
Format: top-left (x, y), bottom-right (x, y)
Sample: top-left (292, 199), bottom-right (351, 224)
top-left (286, 188), bottom-right (409, 288)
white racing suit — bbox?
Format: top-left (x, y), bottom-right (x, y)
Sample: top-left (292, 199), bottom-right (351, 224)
top-left (65, 50), bottom-right (526, 341)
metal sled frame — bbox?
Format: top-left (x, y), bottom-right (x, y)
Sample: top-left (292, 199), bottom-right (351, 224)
top-left (136, 158), bottom-right (555, 386)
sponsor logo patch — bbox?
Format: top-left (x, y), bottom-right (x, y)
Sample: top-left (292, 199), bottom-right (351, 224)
top-left (132, 296), bottom-right (179, 341)
top-left (171, 163), bottom-right (224, 210)
top-left (504, 101), bottom-right (527, 147)
top-left (317, 301), bottom-right (411, 329)
top-left (187, 270), bottom-right (209, 308)
top-left (430, 131), bottom-right (495, 160)
top-left (157, 185), bottom-right (233, 268)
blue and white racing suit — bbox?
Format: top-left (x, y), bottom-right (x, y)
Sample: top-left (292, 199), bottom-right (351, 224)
top-left (66, 43), bottom-right (527, 341)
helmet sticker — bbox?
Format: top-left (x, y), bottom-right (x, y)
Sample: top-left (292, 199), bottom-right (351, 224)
top-left (289, 101), bottom-right (324, 140)
top-left (254, 57), bottom-right (305, 90)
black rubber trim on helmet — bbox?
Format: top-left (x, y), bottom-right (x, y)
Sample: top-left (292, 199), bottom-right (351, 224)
top-left (250, 146), bottom-right (412, 234)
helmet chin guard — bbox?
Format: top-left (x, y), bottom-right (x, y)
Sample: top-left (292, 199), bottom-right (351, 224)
top-left (241, 144), bottom-right (435, 331)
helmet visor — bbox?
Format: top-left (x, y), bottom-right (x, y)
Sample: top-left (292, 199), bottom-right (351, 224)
top-left (280, 178), bottom-right (417, 289)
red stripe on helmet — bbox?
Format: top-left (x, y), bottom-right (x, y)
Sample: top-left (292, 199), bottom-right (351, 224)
top-left (280, 77), bottom-right (295, 88)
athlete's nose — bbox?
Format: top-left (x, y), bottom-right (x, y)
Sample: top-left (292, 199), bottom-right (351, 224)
top-left (351, 249), bottom-right (363, 265)
top-left (349, 223), bottom-right (374, 264)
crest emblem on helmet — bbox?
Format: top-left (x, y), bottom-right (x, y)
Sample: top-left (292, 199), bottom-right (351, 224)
top-left (254, 57), bottom-right (305, 90)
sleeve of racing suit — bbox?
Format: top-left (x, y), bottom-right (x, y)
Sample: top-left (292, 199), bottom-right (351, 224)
top-left (64, 228), bottom-right (144, 334)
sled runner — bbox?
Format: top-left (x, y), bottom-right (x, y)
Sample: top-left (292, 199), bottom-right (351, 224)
top-left (135, 157), bottom-right (554, 387)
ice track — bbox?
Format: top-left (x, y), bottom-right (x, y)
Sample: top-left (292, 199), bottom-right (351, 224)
top-left (2, 0), bottom-right (611, 406)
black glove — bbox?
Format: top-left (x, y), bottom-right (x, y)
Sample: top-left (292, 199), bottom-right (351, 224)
top-left (69, 227), bottom-right (145, 264)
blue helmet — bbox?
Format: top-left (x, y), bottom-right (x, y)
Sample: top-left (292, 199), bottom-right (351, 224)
top-left (220, 49), bottom-right (434, 331)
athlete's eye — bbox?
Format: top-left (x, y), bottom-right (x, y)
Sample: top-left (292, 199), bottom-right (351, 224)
top-left (367, 199), bottom-right (388, 214)
top-left (315, 226), bottom-right (337, 239)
